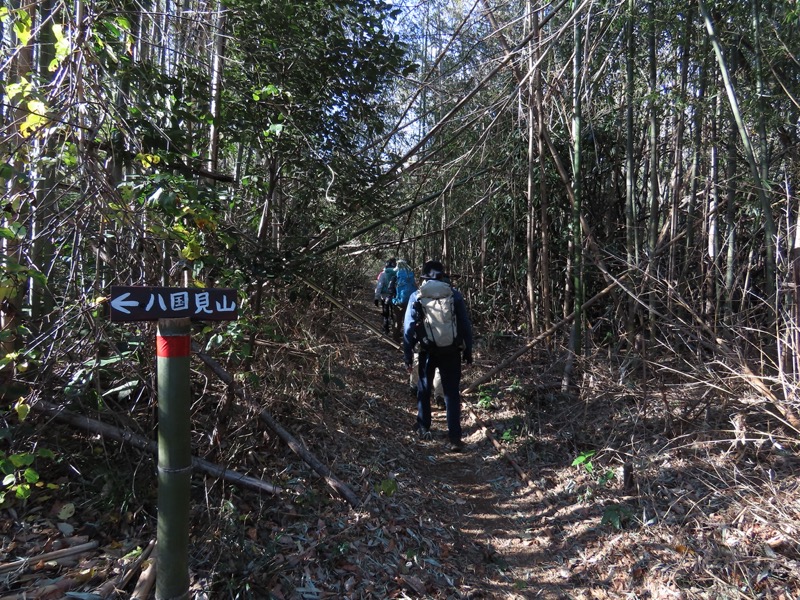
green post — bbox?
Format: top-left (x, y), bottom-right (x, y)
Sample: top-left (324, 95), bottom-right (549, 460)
top-left (156, 317), bottom-right (192, 600)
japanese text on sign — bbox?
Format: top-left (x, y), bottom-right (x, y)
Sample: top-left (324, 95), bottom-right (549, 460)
top-left (109, 286), bottom-right (238, 321)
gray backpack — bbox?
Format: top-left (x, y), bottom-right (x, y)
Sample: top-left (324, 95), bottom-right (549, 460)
top-left (416, 280), bottom-right (457, 348)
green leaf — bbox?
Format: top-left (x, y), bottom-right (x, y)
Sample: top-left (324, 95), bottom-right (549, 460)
top-left (2, 474), bottom-right (16, 486)
top-left (51, 23), bottom-right (70, 69)
top-left (14, 398), bottom-right (30, 421)
top-left (22, 468), bottom-right (39, 483)
top-left (572, 450), bottom-right (595, 467)
top-left (9, 453), bottom-right (34, 468)
top-left (12, 9), bottom-right (32, 46)
top-left (180, 238), bottom-right (203, 260)
top-left (376, 478), bottom-right (398, 496)
top-left (0, 222), bottom-right (27, 240)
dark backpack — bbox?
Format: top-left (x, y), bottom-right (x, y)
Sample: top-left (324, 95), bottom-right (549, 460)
top-left (414, 279), bottom-right (457, 348)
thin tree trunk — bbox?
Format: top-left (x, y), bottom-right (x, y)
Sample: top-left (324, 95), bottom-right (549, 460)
top-left (1, 0), bottom-right (35, 364)
top-left (724, 79), bottom-right (738, 322)
top-left (699, 0), bottom-right (776, 304)
top-left (624, 0), bottom-right (638, 345)
top-left (646, 0), bottom-right (659, 342)
top-left (706, 86), bottom-right (721, 327)
top-left (668, 15), bottom-right (690, 307)
top-left (563, 0), bottom-right (583, 391)
top-left (535, 5), bottom-right (551, 339)
top-left (525, 0), bottom-right (538, 334)
top-left (207, 1), bottom-right (226, 178)
top-left (685, 35), bottom-right (707, 275)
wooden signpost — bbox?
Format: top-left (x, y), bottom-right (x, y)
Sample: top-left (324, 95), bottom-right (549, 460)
top-left (109, 286), bottom-right (238, 600)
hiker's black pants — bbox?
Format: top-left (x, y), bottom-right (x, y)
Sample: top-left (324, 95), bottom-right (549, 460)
top-left (380, 297), bottom-right (393, 333)
top-left (391, 302), bottom-right (408, 341)
top-left (416, 348), bottom-right (462, 442)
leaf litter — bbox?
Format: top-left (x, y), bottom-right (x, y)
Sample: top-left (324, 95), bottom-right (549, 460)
top-left (1, 288), bottom-right (799, 599)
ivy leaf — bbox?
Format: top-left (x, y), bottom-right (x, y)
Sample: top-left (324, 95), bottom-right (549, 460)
top-left (20, 100), bottom-right (48, 137)
top-left (22, 468), bottom-right (39, 484)
top-left (14, 398), bottom-right (30, 422)
top-left (12, 9), bottom-right (32, 46)
top-left (180, 238), bottom-right (203, 260)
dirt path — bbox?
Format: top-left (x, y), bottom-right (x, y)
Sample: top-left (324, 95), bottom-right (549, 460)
top-left (341, 294), bottom-right (562, 598)
top-left (336, 290), bottom-right (800, 600)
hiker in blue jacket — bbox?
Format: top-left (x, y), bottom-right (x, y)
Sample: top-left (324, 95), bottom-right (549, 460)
top-left (390, 259), bottom-right (417, 341)
top-left (374, 258), bottom-right (397, 334)
top-left (403, 260), bottom-right (473, 452)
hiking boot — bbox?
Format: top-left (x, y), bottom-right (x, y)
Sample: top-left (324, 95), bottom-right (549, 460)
top-left (435, 396), bottom-right (446, 410)
top-left (447, 439), bottom-right (465, 452)
top-left (413, 423), bottom-right (432, 439)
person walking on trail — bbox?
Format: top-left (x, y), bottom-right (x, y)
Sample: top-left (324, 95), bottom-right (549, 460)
top-left (392, 260), bottom-right (443, 405)
top-left (390, 259), bottom-right (417, 341)
top-left (403, 260), bottom-right (473, 452)
top-left (374, 258), bottom-right (397, 335)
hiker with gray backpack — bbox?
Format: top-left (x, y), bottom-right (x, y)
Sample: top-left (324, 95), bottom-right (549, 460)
top-left (403, 260), bottom-right (473, 452)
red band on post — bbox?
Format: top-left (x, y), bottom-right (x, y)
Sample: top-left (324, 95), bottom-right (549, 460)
top-left (157, 335), bottom-right (191, 358)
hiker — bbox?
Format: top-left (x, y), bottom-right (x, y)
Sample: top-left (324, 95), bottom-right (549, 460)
top-left (374, 258), bottom-right (397, 334)
top-left (391, 260), bottom-right (442, 402)
top-left (403, 260), bottom-right (473, 451)
top-left (390, 259), bottom-right (417, 341)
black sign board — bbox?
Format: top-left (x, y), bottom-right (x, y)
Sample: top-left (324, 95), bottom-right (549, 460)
top-left (109, 286), bottom-right (238, 322)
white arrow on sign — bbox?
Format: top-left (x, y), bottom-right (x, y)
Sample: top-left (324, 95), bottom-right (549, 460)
top-left (111, 292), bottom-right (139, 314)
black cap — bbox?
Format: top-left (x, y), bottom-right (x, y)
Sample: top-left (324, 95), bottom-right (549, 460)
top-left (421, 260), bottom-right (446, 280)
top-left (385, 260), bottom-right (395, 268)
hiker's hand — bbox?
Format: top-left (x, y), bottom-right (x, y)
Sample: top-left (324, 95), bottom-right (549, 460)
top-left (405, 362), bottom-right (412, 372)
top-left (374, 298), bottom-right (380, 307)
top-left (462, 350), bottom-right (473, 365)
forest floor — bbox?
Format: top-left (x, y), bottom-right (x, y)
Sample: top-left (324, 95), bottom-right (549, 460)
top-left (3, 284), bottom-right (800, 599)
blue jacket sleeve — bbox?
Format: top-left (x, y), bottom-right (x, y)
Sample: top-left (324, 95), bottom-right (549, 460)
top-left (453, 290), bottom-right (473, 352)
top-left (402, 290), bottom-right (419, 365)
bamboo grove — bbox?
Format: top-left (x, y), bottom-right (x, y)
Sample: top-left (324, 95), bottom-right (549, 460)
top-left (2, 0), bottom-right (800, 445)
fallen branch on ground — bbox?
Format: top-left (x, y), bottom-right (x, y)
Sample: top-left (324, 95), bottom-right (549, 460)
top-left (299, 275), bottom-right (401, 350)
top-left (32, 400), bottom-right (282, 495)
top-left (130, 550), bottom-right (157, 600)
top-left (193, 343), bottom-right (362, 509)
top-left (92, 538), bottom-right (155, 597)
top-left (0, 541), bottom-right (99, 576)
